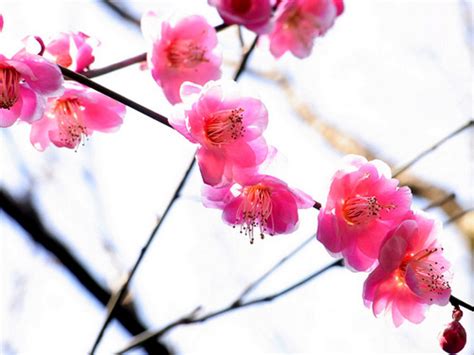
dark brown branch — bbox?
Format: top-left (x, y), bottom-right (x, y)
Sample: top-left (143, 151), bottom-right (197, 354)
top-left (0, 188), bottom-right (169, 355)
top-left (117, 259), bottom-right (344, 353)
top-left (449, 295), bottom-right (474, 312)
top-left (234, 36), bottom-right (259, 81)
top-left (83, 52), bottom-right (146, 78)
top-left (59, 66), bottom-right (172, 128)
top-left (90, 157), bottom-right (196, 353)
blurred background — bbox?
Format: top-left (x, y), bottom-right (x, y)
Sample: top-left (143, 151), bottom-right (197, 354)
top-left (1, 0), bottom-right (472, 353)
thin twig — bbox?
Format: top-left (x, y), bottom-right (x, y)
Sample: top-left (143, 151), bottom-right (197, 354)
top-left (234, 36), bottom-right (259, 81)
top-left (83, 23), bottom-right (231, 79)
top-left (423, 193), bottom-right (456, 211)
top-left (101, 0), bottom-right (141, 26)
top-left (90, 158), bottom-right (196, 353)
top-left (0, 188), bottom-right (169, 354)
top-left (117, 259), bottom-right (344, 353)
top-left (59, 66), bottom-right (172, 128)
top-left (443, 208), bottom-right (473, 226)
top-left (234, 234), bottom-right (316, 304)
top-left (83, 52), bottom-right (146, 78)
top-left (393, 120), bottom-right (473, 177)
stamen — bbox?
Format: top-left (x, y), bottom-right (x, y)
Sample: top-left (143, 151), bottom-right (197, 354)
top-left (0, 66), bottom-right (21, 110)
top-left (234, 184), bottom-right (273, 244)
top-left (343, 196), bottom-right (394, 225)
top-left (205, 108), bottom-right (245, 145)
top-left (167, 39), bottom-right (208, 68)
top-left (52, 98), bottom-right (87, 150)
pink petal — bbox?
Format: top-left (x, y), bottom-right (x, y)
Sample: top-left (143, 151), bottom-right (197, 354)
top-left (379, 234), bottom-right (408, 272)
top-left (18, 85), bottom-right (45, 123)
top-left (0, 99), bottom-right (22, 127)
top-left (201, 183), bottom-right (234, 209)
top-left (222, 195), bottom-right (245, 225)
top-left (317, 209), bottom-right (341, 253)
top-left (196, 147), bottom-right (226, 186)
top-left (266, 189), bottom-right (299, 234)
top-left (12, 53), bottom-right (63, 96)
top-left (81, 94), bottom-right (124, 132)
top-left (30, 116), bottom-right (56, 151)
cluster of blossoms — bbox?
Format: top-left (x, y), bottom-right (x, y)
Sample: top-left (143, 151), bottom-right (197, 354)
top-left (0, 19), bottom-right (125, 150)
top-left (1, 4), bottom-right (467, 351)
top-left (171, 80), bottom-right (315, 243)
top-left (317, 155), bottom-right (453, 327)
top-left (141, 0), bottom-right (343, 103)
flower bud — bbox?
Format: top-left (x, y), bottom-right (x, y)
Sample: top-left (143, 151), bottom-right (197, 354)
top-left (439, 320), bottom-right (466, 354)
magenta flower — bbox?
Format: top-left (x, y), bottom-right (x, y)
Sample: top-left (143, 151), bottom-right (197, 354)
top-left (171, 80), bottom-right (269, 186)
top-left (0, 52), bottom-right (63, 127)
top-left (269, 0), bottom-right (343, 59)
top-left (142, 12), bottom-right (222, 104)
top-left (30, 82), bottom-right (125, 150)
top-left (43, 32), bottom-right (97, 73)
top-left (363, 212), bottom-right (452, 327)
top-left (317, 155), bottom-right (412, 271)
top-left (203, 174), bottom-right (314, 243)
top-left (209, 0), bottom-right (273, 34)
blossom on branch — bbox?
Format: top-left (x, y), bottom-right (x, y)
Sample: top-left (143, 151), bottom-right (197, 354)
top-left (316, 155), bottom-right (412, 271)
top-left (43, 32), bottom-right (97, 73)
top-left (142, 12), bottom-right (222, 104)
top-left (363, 212), bottom-right (452, 327)
top-left (0, 52), bottom-right (63, 127)
top-left (209, 0), bottom-right (273, 34)
top-left (30, 82), bottom-right (125, 151)
top-left (203, 174), bottom-right (314, 243)
top-left (269, 0), bottom-right (343, 59)
top-left (171, 80), bottom-right (269, 186)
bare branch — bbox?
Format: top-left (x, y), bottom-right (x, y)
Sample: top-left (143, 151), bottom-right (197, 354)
top-left (0, 188), bottom-right (170, 355)
top-left (90, 157), bottom-right (196, 353)
top-left (117, 259), bottom-right (344, 353)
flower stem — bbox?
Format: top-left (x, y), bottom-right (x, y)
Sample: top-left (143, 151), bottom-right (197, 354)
top-left (59, 66), bottom-right (172, 128)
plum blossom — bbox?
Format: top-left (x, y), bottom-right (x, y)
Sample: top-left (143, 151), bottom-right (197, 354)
top-left (171, 80), bottom-right (269, 186)
top-left (43, 32), bottom-right (97, 73)
top-left (0, 52), bottom-right (63, 127)
top-left (30, 82), bottom-right (125, 150)
top-left (269, 0), bottom-right (343, 59)
top-left (317, 155), bottom-right (412, 271)
top-left (363, 212), bottom-right (452, 327)
top-left (142, 12), bottom-right (221, 104)
top-left (209, 0), bottom-right (273, 34)
top-left (203, 174), bottom-right (314, 243)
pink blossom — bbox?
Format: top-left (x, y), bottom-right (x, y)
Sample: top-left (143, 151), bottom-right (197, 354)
top-left (317, 155), bottom-right (412, 271)
top-left (142, 13), bottom-right (222, 104)
top-left (0, 52), bottom-right (63, 127)
top-left (269, 0), bottom-right (343, 59)
top-left (43, 32), bottom-right (97, 73)
top-left (30, 82), bottom-right (125, 150)
top-left (209, 0), bottom-right (273, 34)
top-left (203, 174), bottom-right (314, 243)
top-left (363, 212), bottom-right (452, 327)
top-left (171, 80), bottom-right (269, 186)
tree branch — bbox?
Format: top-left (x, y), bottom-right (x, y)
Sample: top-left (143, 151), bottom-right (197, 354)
top-left (59, 66), bottom-right (172, 128)
top-left (0, 188), bottom-right (170, 355)
top-left (90, 157), bottom-right (196, 353)
top-left (117, 259), bottom-right (344, 353)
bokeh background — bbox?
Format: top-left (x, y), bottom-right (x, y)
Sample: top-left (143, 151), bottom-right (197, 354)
top-left (1, 0), bottom-right (472, 353)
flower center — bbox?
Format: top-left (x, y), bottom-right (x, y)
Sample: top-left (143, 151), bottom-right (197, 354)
top-left (400, 247), bottom-right (451, 301)
top-left (52, 97), bottom-right (87, 149)
top-left (230, 0), bottom-right (252, 15)
top-left (235, 184), bottom-right (273, 244)
top-left (204, 108), bottom-right (245, 145)
top-left (0, 66), bottom-right (21, 110)
top-left (342, 196), bottom-right (394, 225)
top-left (167, 39), bottom-right (208, 68)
